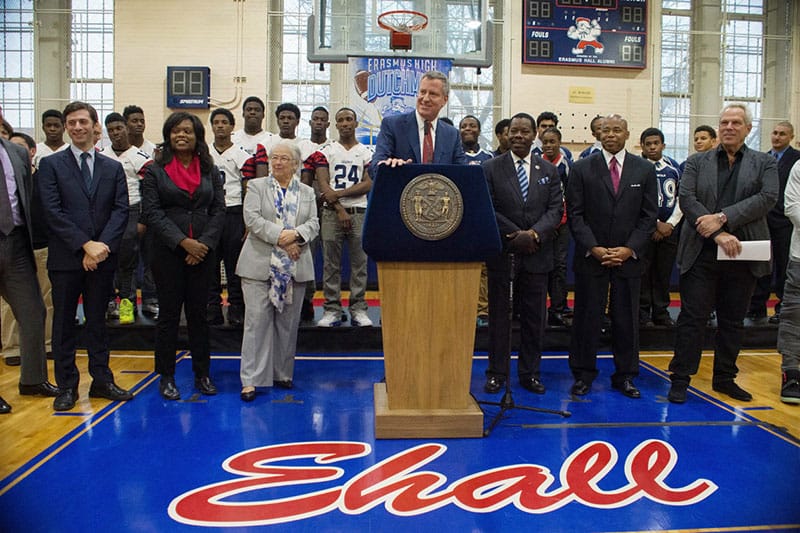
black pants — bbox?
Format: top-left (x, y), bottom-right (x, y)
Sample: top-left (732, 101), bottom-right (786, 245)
top-left (152, 245), bottom-right (214, 378)
top-left (640, 235), bottom-right (677, 321)
top-left (670, 246), bottom-right (756, 382)
top-left (208, 207), bottom-right (245, 310)
top-left (50, 267), bottom-right (115, 389)
top-left (547, 225), bottom-right (570, 314)
top-left (569, 269), bottom-right (640, 385)
top-left (487, 257), bottom-right (547, 381)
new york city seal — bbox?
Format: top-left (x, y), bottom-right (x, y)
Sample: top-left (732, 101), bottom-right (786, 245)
top-left (399, 173), bottom-right (463, 241)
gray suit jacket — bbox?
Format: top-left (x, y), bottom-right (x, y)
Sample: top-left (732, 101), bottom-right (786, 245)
top-left (235, 176), bottom-right (319, 283)
top-left (0, 138), bottom-right (36, 254)
top-left (677, 144), bottom-right (778, 277)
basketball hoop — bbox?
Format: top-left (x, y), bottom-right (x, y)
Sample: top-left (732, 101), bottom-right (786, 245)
top-left (377, 10), bottom-right (429, 50)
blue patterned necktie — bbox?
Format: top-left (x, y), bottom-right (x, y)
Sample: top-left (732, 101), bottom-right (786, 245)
top-left (80, 151), bottom-right (92, 188)
top-left (517, 159), bottom-right (529, 201)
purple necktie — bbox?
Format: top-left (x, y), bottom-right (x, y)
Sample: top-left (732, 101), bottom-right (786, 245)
top-left (0, 156), bottom-right (15, 235)
top-left (609, 156), bottom-right (620, 194)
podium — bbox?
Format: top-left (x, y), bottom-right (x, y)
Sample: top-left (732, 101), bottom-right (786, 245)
top-left (363, 164), bottom-right (502, 438)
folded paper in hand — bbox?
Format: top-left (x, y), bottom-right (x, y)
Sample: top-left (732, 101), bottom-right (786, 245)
top-left (716, 240), bottom-right (771, 261)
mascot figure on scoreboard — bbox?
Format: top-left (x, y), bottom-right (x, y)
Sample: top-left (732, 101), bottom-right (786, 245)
top-left (568, 17), bottom-right (604, 55)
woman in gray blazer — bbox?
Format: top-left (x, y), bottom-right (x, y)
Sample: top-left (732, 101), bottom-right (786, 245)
top-left (236, 142), bottom-right (319, 401)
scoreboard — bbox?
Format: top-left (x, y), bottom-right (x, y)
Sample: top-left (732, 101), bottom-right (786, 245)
top-left (523, 0), bottom-right (647, 69)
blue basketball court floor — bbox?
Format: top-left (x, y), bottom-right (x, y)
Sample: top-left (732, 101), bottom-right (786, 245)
top-left (1, 351), bottom-right (799, 532)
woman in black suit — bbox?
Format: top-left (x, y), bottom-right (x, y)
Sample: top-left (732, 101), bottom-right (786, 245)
top-left (141, 112), bottom-right (225, 400)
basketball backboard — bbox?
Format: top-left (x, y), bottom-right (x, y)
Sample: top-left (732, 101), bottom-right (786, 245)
top-left (308, 0), bottom-right (493, 67)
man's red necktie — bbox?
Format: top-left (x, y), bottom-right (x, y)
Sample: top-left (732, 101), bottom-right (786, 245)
top-left (423, 120), bottom-right (433, 164)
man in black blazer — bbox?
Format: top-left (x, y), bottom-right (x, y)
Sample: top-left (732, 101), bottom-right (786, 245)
top-left (483, 113), bottom-right (563, 394)
top-left (37, 101), bottom-right (132, 411)
top-left (668, 104), bottom-right (778, 403)
top-left (747, 121), bottom-right (800, 323)
top-left (0, 107), bottom-right (58, 414)
top-left (566, 114), bottom-right (658, 398)
top-left (371, 70), bottom-right (466, 176)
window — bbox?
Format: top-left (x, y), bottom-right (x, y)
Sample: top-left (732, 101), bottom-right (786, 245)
top-left (70, 0), bottom-right (115, 126)
top-left (0, 0), bottom-right (35, 134)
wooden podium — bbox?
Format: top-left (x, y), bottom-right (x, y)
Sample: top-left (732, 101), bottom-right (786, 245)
top-left (363, 164), bottom-right (502, 439)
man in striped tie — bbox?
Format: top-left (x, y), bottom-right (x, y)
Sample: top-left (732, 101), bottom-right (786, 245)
top-left (565, 114), bottom-right (658, 399)
top-left (481, 112), bottom-right (563, 395)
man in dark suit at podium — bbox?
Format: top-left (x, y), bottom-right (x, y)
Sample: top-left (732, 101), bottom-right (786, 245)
top-left (371, 70), bottom-right (466, 175)
top-left (566, 114), bottom-right (658, 399)
top-left (38, 101), bottom-right (132, 411)
top-left (483, 112), bottom-right (563, 394)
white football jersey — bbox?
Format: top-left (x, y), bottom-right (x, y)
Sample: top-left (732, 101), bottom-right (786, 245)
top-left (100, 145), bottom-right (151, 205)
top-left (232, 129), bottom-right (275, 157)
top-left (211, 143), bottom-right (252, 206)
top-left (33, 142), bottom-right (69, 169)
top-left (320, 141), bottom-right (373, 208)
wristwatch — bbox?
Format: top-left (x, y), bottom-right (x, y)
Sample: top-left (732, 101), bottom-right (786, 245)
top-left (717, 212), bottom-right (727, 225)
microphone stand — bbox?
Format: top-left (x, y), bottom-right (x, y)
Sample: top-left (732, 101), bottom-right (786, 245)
top-left (478, 252), bottom-right (571, 437)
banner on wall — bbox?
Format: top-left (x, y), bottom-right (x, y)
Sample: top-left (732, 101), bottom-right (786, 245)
top-left (348, 57), bottom-right (453, 146)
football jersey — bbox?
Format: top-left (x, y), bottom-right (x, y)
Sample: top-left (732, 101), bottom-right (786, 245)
top-left (100, 145), bottom-right (151, 205)
top-left (579, 142), bottom-right (602, 159)
top-left (464, 148), bottom-right (493, 166)
top-left (211, 142), bottom-right (259, 207)
top-left (650, 156), bottom-right (683, 224)
top-left (33, 142), bottom-right (69, 169)
top-left (232, 129), bottom-right (275, 157)
top-left (135, 139), bottom-right (157, 158)
top-left (320, 141), bottom-right (373, 209)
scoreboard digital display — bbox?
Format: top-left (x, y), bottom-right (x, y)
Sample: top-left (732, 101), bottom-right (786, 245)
top-left (166, 66), bottom-right (211, 109)
top-left (523, 0), bottom-right (647, 69)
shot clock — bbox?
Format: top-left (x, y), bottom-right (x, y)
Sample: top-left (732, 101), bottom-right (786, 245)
top-left (523, 0), bottom-right (647, 69)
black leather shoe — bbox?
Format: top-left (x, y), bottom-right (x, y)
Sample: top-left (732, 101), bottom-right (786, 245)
top-left (88, 381), bottom-right (133, 401)
top-left (668, 380), bottom-right (689, 403)
top-left (275, 379), bottom-right (293, 390)
top-left (159, 377), bottom-right (180, 400)
top-left (241, 388), bottom-right (256, 402)
top-left (53, 388), bottom-right (78, 411)
top-left (712, 380), bottom-right (752, 401)
top-left (613, 379), bottom-right (641, 399)
top-left (195, 376), bottom-right (218, 395)
top-left (19, 381), bottom-right (60, 397)
top-left (0, 395), bottom-right (11, 414)
top-left (4, 356), bottom-right (20, 366)
top-left (484, 376), bottom-right (504, 394)
top-left (570, 379), bottom-right (590, 396)
top-left (521, 377), bottom-right (546, 394)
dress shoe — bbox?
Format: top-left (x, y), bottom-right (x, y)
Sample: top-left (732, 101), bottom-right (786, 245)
top-left (88, 381), bottom-right (133, 401)
top-left (612, 379), bottom-right (641, 399)
top-left (274, 379), bottom-right (293, 390)
top-left (0, 395), bottom-right (11, 414)
top-left (484, 376), bottom-right (505, 394)
top-left (571, 379), bottom-right (590, 396)
top-left (241, 388), bottom-right (256, 402)
top-left (53, 388), bottom-right (78, 411)
top-left (668, 380), bottom-right (689, 404)
top-left (712, 380), bottom-right (752, 401)
top-left (548, 313), bottom-right (566, 327)
top-left (159, 377), bottom-right (180, 400)
top-left (520, 377), bottom-right (546, 394)
top-left (4, 356), bottom-right (20, 366)
top-left (195, 376), bottom-right (218, 395)
top-left (19, 381), bottom-right (60, 397)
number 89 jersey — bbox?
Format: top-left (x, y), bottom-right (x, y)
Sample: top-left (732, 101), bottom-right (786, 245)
top-left (653, 156), bottom-right (682, 223)
top-left (320, 141), bottom-right (374, 209)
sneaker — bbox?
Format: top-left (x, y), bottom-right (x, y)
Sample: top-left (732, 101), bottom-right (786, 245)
top-left (351, 309), bottom-right (373, 327)
top-left (477, 315), bottom-right (489, 327)
top-left (317, 311), bottom-right (342, 328)
top-left (780, 370), bottom-right (800, 404)
top-left (118, 298), bottom-right (135, 325)
top-left (141, 300), bottom-right (159, 319)
top-left (106, 300), bottom-right (119, 319)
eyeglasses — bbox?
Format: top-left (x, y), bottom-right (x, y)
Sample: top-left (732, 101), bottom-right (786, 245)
top-left (271, 155), bottom-right (294, 162)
